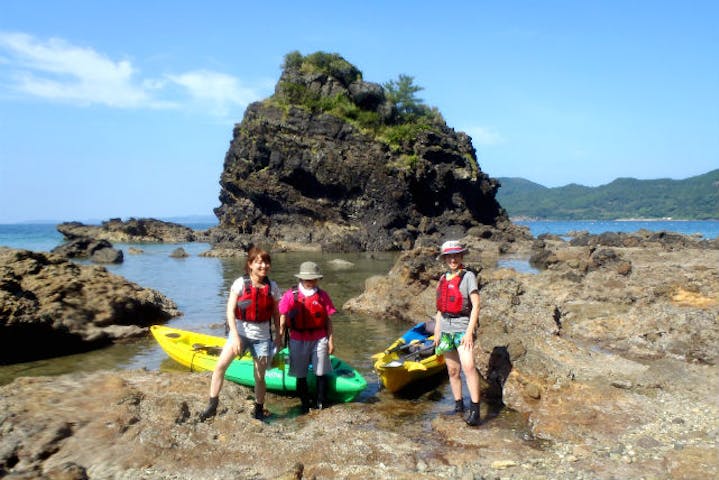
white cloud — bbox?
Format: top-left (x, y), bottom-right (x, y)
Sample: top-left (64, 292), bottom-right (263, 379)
top-left (463, 126), bottom-right (505, 147)
top-left (0, 32), bottom-right (149, 107)
top-left (167, 70), bottom-right (260, 116)
top-left (0, 32), bottom-right (261, 115)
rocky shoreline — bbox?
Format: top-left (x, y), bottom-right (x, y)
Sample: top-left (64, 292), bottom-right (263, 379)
top-left (0, 247), bottom-right (180, 364)
top-left (1, 359), bottom-right (714, 480)
top-left (1, 229), bottom-right (717, 479)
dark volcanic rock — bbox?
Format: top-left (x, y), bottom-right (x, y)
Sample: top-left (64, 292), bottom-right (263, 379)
top-left (0, 248), bottom-right (180, 364)
top-left (212, 52), bottom-right (506, 252)
top-left (57, 218), bottom-right (205, 243)
top-left (52, 237), bottom-right (124, 264)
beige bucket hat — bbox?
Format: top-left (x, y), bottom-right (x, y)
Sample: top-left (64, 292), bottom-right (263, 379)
top-left (294, 261), bottom-right (324, 280)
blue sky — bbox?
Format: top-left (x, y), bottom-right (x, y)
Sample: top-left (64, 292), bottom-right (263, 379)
top-left (1, 1), bottom-right (717, 223)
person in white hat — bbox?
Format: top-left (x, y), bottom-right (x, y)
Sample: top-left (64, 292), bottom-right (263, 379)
top-left (278, 261), bottom-right (337, 413)
top-left (433, 240), bottom-right (482, 426)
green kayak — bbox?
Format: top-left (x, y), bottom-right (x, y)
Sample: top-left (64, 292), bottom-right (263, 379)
top-left (151, 324), bottom-right (367, 402)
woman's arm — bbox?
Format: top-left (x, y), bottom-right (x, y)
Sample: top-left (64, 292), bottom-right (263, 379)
top-left (225, 290), bottom-right (242, 355)
top-left (326, 315), bottom-right (334, 355)
top-left (462, 290), bottom-right (480, 349)
top-left (272, 301), bottom-right (282, 348)
top-left (433, 310), bottom-right (442, 346)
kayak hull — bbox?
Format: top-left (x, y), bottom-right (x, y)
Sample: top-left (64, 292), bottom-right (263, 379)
top-left (372, 322), bottom-right (446, 393)
top-left (151, 325), bottom-right (367, 402)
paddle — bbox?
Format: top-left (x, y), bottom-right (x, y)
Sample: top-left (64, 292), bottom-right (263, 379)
top-left (380, 343), bottom-right (436, 368)
top-left (371, 339), bottom-right (421, 360)
top-left (404, 360), bottom-right (429, 372)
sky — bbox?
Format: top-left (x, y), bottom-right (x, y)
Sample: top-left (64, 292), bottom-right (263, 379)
top-left (1, 1), bottom-right (717, 223)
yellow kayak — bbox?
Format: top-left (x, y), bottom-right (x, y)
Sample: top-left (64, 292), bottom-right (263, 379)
top-left (151, 324), bottom-right (367, 402)
top-left (372, 322), bottom-right (446, 393)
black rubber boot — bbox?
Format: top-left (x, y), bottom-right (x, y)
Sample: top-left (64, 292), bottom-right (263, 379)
top-left (316, 375), bottom-right (328, 410)
top-left (465, 401), bottom-right (481, 427)
top-left (454, 399), bottom-right (465, 414)
top-left (297, 377), bottom-right (311, 414)
top-left (199, 396), bottom-right (219, 421)
top-left (253, 402), bottom-right (265, 420)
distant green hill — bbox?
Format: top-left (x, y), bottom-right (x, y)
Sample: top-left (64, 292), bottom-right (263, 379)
top-left (496, 169), bottom-right (719, 220)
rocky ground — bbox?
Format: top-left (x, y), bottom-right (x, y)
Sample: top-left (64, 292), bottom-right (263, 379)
top-left (0, 248), bottom-right (179, 364)
top-left (0, 360), bottom-right (715, 479)
top-left (1, 232), bottom-right (717, 479)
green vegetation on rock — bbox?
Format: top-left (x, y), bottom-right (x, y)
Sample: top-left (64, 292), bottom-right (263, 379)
top-left (272, 51), bottom-right (445, 152)
top-left (497, 169), bottom-right (719, 220)
top-left (283, 50), bottom-right (362, 85)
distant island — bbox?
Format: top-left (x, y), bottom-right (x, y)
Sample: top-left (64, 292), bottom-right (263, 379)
top-left (496, 169), bottom-right (719, 220)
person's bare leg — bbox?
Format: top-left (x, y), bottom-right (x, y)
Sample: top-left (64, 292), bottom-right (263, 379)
top-left (444, 350), bottom-right (463, 405)
top-left (200, 343), bottom-right (235, 420)
top-left (459, 344), bottom-right (481, 426)
top-left (253, 356), bottom-right (268, 419)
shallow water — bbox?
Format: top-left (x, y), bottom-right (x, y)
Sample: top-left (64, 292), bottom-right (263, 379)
top-left (0, 247), bottom-right (403, 383)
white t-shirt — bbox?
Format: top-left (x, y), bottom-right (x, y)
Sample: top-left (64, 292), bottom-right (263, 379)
top-left (230, 276), bottom-right (281, 340)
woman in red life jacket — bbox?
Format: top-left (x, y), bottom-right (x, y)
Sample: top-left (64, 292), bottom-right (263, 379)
top-left (200, 247), bottom-right (282, 421)
top-left (433, 240), bottom-right (482, 426)
top-left (278, 261), bottom-right (336, 413)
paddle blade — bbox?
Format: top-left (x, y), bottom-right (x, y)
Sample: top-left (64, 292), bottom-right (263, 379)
top-left (405, 361), bottom-right (428, 372)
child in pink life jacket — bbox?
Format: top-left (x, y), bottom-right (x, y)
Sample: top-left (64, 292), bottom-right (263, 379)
top-left (279, 261), bottom-right (336, 413)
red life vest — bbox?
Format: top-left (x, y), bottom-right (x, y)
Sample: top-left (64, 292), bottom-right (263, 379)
top-left (236, 275), bottom-right (274, 322)
top-left (436, 270), bottom-right (467, 316)
top-left (289, 287), bottom-right (329, 331)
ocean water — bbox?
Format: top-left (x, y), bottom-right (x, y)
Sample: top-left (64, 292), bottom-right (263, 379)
top-left (515, 219), bottom-right (719, 239)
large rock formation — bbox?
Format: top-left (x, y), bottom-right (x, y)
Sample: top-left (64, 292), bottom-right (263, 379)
top-left (0, 248), bottom-right (180, 364)
top-left (57, 218), bottom-right (207, 244)
top-left (211, 52), bottom-right (506, 252)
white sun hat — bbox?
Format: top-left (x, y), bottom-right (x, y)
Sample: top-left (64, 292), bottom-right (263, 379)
top-left (437, 240), bottom-right (468, 259)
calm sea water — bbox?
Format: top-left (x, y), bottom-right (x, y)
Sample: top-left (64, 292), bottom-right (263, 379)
top-left (1, 220), bottom-right (718, 419)
top-left (515, 219), bottom-right (719, 239)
